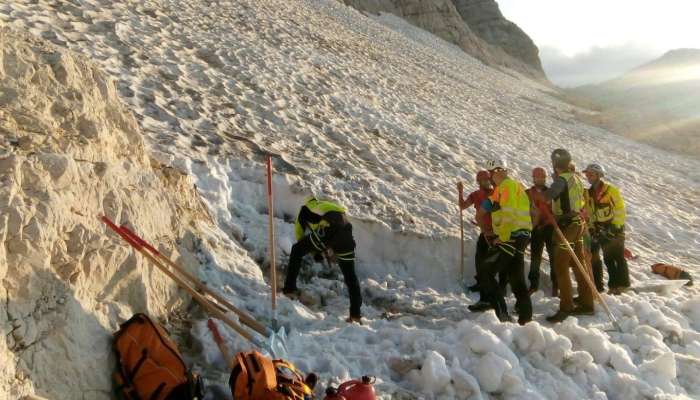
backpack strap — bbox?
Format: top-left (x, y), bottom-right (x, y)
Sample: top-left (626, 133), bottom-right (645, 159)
top-left (129, 349), bottom-right (149, 381)
top-left (149, 383), bottom-right (167, 400)
top-left (236, 353), bottom-right (254, 396)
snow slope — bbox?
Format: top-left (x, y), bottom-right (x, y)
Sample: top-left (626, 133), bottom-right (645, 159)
top-left (2, 0), bottom-right (700, 399)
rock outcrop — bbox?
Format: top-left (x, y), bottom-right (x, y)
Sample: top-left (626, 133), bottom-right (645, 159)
top-left (0, 27), bottom-right (211, 399)
top-left (340, 0), bottom-right (546, 80)
top-left (452, 0), bottom-right (543, 73)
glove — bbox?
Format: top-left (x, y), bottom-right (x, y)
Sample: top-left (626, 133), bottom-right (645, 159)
top-left (313, 252), bottom-right (324, 263)
top-left (485, 234), bottom-right (499, 247)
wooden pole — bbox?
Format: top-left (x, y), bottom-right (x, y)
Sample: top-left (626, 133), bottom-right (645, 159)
top-left (118, 224), bottom-right (268, 336)
top-left (101, 217), bottom-right (260, 343)
top-left (552, 223), bottom-right (620, 330)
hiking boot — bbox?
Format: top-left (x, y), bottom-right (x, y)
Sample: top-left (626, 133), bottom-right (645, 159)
top-left (282, 288), bottom-right (301, 299)
top-left (467, 283), bottom-right (481, 292)
top-left (546, 310), bottom-right (570, 323)
top-left (528, 287), bottom-right (538, 296)
top-left (346, 315), bottom-right (363, 325)
top-left (468, 301), bottom-right (493, 312)
top-left (518, 317), bottom-right (532, 326)
top-left (616, 286), bottom-right (631, 294)
top-left (498, 313), bottom-right (514, 323)
top-left (607, 287), bottom-right (621, 295)
top-left (571, 306), bottom-right (595, 316)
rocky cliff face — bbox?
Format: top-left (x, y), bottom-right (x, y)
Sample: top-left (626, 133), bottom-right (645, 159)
top-left (0, 27), bottom-right (211, 399)
top-left (452, 0), bottom-right (543, 73)
top-left (341, 0), bottom-right (545, 80)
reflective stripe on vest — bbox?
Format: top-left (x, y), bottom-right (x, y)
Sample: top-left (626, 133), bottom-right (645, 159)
top-left (552, 172), bottom-right (585, 217)
top-left (335, 251), bottom-right (355, 262)
top-left (589, 182), bottom-right (626, 227)
top-left (491, 178), bottom-right (533, 242)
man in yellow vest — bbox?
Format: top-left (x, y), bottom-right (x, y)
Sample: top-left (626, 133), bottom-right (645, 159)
top-left (583, 163), bottom-right (630, 295)
top-left (282, 197), bottom-right (362, 323)
top-left (543, 149), bottom-right (595, 323)
top-left (473, 159), bottom-right (533, 325)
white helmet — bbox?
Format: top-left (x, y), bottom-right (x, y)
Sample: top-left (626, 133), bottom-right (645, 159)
top-left (485, 159), bottom-right (507, 171)
top-left (583, 163), bottom-right (605, 177)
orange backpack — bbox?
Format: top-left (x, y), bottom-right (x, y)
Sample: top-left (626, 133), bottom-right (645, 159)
top-left (113, 314), bottom-right (204, 400)
top-left (651, 263), bottom-right (693, 286)
top-left (229, 351), bottom-right (314, 400)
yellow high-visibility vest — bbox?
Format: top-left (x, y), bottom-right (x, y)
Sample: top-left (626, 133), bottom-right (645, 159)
top-left (294, 197), bottom-right (347, 240)
top-left (589, 182), bottom-right (626, 227)
top-left (490, 177), bottom-right (532, 242)
top-left (552, 172), bottom-right (585, 217)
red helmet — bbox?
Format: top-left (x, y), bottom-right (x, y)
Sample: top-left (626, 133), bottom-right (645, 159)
top-left (476, 170), bottom-right (490, 181)
top-left (532, 167), bottom-right (547, 179)
top-left (324, 377), bottom-right (377, 400)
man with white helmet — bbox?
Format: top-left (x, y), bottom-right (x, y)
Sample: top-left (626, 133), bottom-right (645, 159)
top-left (473, 159), bottom-right (533, 325)
top-left (583, 163), bottom-right (630, 294)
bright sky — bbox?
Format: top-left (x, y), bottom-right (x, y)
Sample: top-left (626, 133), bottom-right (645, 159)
top-left (496, 0), bottom-right (700, 86)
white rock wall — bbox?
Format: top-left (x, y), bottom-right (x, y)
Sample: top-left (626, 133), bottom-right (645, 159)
top-left (0, 27), bottom-right (211, 399)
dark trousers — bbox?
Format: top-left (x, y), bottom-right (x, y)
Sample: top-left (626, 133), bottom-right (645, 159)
top-left (474, 233), bottom-right (488, 294)
top-left (590, 239), bottom-right (606, 292)
top-left (475, 234), bottom-right (507, 300)
top-left (593, 232), bottom-right (630, 289)
top-left (480, 236), bottom-right (532, 322)
top-left (528, 224), bottom-right (555, 291)
top-left (283, 225), bottom-right (362, 317)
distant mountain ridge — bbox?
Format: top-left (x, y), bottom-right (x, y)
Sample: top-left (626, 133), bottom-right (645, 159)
top-left (340, 0), bottom-right (546, 80)
top-left (569, 49), bottom-right (700, 157)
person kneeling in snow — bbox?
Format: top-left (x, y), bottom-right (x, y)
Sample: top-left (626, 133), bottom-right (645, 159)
top-left (282, 197), bottom-right (363, 323)
top-left (473, 160), bottom-right (533, 325)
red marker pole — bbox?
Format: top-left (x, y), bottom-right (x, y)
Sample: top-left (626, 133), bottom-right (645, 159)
top-left (207, 319), bottom-right (233, 369)
top-left (458, 182), bottom-right (465, 283)
top-left (267, 155), bottom-right (278, 330)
